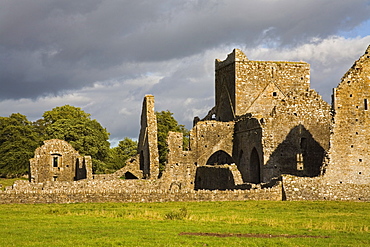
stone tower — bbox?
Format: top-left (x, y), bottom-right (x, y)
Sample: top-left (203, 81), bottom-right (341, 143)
top-left (215, 49), bottom-right (311, 121)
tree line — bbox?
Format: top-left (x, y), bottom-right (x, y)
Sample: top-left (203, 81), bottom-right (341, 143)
top-left (0, 105), bottom-right (188, 178)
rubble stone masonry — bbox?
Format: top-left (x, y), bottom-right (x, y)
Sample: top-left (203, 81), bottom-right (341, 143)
top-left (1, 46), bottom-right (370, 204)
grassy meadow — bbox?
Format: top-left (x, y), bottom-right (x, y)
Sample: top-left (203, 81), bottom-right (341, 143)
top-left (0, 200), bottom-right (369, 246)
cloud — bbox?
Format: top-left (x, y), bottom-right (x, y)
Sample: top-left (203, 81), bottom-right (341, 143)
top-left (0, 0), bottom-right (370, 143)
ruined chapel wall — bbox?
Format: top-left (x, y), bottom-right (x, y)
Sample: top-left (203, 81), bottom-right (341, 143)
top-left (233, 116), bottom-right (263, 183)
top-left (137, 95), bottom-right (159, 179)
top-left (164, 131), bottom-right (196, 191)
top-left (30, 139), bottom-right (91, 183)
top-left (234, 61), bottom-right (310, 117)
top-left (326, 46), bottom-right (370, 184)
top-left (167, 131), bottom-right (194, 165)
top-left (215, 56), bottom-right (236, 121)
top-left (215, 49), bottom-right (311, 120)
top-left (262, 89), bottom-right (331, 180)
top-left (161, 162), bottom-right (197, 191)
top-left (189, 120), bottom-right (234, 167)
top-left (194, 165), bottom-right (241, 190)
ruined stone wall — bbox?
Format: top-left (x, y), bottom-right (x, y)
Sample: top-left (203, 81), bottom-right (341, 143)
top-left (282, 175), bottom-right (370, 201)
top-left (2, 174), bottom-right (368, 204)
top-left (235, 60), bottom-right (310, 118)
top-left (326, 45), bottom-right (370, 184)
top-left (194, 165), bottom-right (242, 190)
top-left (93, 154), bottom-right (142, 180)
top-left (30, 139), bottom-right (92, 183)
top-left (0, 179), bottom-right (282, 204)
top-left (165, 122), bottom-right (235, 191)
top-left (167, 132), bottom-right (194, 165)
top-left (161, 162), bottom-right (197, 191)
top-left (137, 95), bottom-right (159, 179)
top-left (261, 89), bottom-right (331, 181)
top-left (215, 49), bottom-right (310, 120)
top-left (189, 120), bottom-right (234, 167)
top-left (165, 131), bottom-right (196, 190)
top-left (233, 116), bottom-right (263, 184)
top-left (215, 50), bottom-right (238, 121)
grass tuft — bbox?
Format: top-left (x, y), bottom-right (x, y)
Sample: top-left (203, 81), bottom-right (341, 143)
top-left (164, 207), bottom-right (188, 220)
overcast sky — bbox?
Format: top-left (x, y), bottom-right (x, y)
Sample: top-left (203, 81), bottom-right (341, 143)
top-left (1, 0), bottom-right (370, 146)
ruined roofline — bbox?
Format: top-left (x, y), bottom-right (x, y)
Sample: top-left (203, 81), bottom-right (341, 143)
top-left (215, 48), bottom-right (248, 68)
top-left (337, 44), bottom-right (370, 88)
top-left (215, 48), bottom-right (309, 70)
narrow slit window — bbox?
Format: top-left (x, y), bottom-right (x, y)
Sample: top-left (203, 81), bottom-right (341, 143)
top-left (364, 99), bottom-right (368, 110)
top-left (53, 156), bottom-right (58, 167)
top-left (51, 154), bottom-right (62, 168)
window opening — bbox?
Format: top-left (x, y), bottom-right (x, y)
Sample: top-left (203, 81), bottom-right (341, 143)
top-left (53, 157), bottom-right (58, 167)
top-left (51, 154), bottom-right (62, 167)
top-left (296, 153), bottom-right (304, 170)
top-left (273, 92), bottom-right (277, 97)
top-left (364, 99), bottom-right (368, 110)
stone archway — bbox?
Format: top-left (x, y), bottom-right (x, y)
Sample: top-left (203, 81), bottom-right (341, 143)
top-left (195, 150), bottom-right (236, 190)
top-left (206, 150), bottom-right (234, 165)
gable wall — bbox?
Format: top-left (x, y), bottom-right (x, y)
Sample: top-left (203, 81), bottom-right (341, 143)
top-left (326, 46), bottom-right (370, 184)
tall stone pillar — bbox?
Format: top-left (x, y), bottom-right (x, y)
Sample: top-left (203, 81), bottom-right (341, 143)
top-left (137, 95), bottom-right (159, 179)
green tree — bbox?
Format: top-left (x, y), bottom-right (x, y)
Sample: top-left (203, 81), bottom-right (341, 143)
top-left (156, 111), bottom-right (189, 173)
top-left (43, 105), bottom-right (91, 124)
top-left (0, 113), bottom-right (41, 177)
top-left (106, 137), bottom-right (138, 173)
top-left (42, 105), bottom-right (110, 173)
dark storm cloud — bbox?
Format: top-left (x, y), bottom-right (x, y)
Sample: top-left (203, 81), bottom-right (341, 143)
top-left (1, 0), bottom-right (369, 100)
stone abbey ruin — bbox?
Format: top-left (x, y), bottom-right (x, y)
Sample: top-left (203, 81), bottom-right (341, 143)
top-left (1, 45), bottom-right (370, 203)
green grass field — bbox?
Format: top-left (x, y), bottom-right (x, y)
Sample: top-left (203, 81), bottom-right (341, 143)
top-left (0, 200), bottom-right (369, 246)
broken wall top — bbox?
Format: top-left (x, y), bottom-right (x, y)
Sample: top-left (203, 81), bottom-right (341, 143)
top-left (215, 49), bottom-right (309, 70)
top-left (337, 44), bottom-right (370, 90)
top-left (33, 139), bottom-right (80, 157)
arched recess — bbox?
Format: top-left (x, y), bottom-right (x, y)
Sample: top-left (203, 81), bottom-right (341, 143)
top-left (195, 150), bottom-right (236, 190)
top-left (206, 150), bottom-right (234, 165)
top-left (250, 147), bottom-right (261, 184)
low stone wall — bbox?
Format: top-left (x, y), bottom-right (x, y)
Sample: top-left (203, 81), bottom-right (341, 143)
top-left (282, 175), bottom-right (370, 201)
top-left (0, 179), bottom-right (282, 204)
top-left (2, 175), bottom-right (368, 204)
